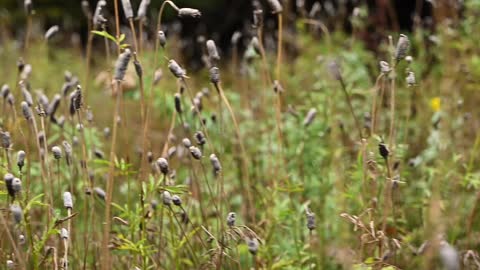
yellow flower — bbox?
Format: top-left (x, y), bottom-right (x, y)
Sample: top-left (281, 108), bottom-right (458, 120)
top-left (430, 97), bottom-right (441, 112)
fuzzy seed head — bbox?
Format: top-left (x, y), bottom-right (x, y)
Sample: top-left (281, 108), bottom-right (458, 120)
top-left (60, 228), bottom-right (69, 239)
top-left (406, 71), bottom-right (416, 86)
top-left (4, 173), bottom-right (14, 197)
top-left (162, 191), bottom-right (172, 206)
top-left (94, 187), bottom-right (106, 200)
top-left (10, 204), bottom-right (23, 224)
top-left (20, 83), bottom-right (33, 106)
top-left (62, 141), bottom-right (73, 166)
top-left (194, 131), bottom-right (206, 146)
top-left (17, 150), bottom-right (26, 170)
top-left (209, 67), bottom-right (220, 84)
top-left (52, 146), bottom-right (62, 160)
top-left (174, 93), bottom-right (182, 114)
top-left (210, 154), bottom-right (222, 176)
top-left (182, 138), bottom-right (192, 148)
top-left (267, 0), bottom-right (283, 13)
top-left (0, 131), bottom-right (11, 149)
top-left (178, 8), bottom-right (201, 18)
top-left (306, 209), bottom-right (316, 231)
top-left (114, 49), bottom-right (132, 81)
top-left (189, 146), bottom-right (202, 160)
top-left (395, 34), bottom-right (410, 61)
top-left (104, 127), bottom-right (111, 138)
top-left (172, 195), bottom-right (182, 206)
top-left (379, 143), bottom-right (389, 159)
top-left (63, 192), bottom-right (73, 209)
top-left (7, 260), bottom-right (14, 269)
top-left (81, 0), bottom-right (92, 19)
top-left (156, 157), bottom-right (169, 175)
top-left (24, 0), bottom-right (33, 14)
top-left (45, 25), bottom-right (59, 41)
top-left (253, 9), bottom-right (263, 28)
top-left (69, 86), bottom-right (82, 115)
top-left (246, 237), bottom-right (259, 255)
top-left (93, 0), bottom-right (107, 27)
top-left (379, 61), bottom-right (391, 74)
top-left (134, 58), bottom-right (143, 78)
top-left (206, 40), bottom-right (220, 62)
top-left (12, 178), bottom-right (22, 194)
top-left (1, 84), bottom-right (10, 99)
top-left (227, 212), bottom-right (236, 227)
top-left (137, 0), bottom-right (150, 19)
top-left (231, 31), bottom-right (242, 45)
top-left (168, 59), bottom-right (186, 78)
top-left (303, 108), bottom-right (317, 127)
top-left (20, 101), bottom-right (32, 120)
top-left (6, 93), bottom-right (14, 106)
top-left (47, 94), bottom-right (61, 116)
top-left (328, 60), bottom-right (342, 81)
top-left (158, 31), bottom-right (167, 48)
top-left (121, 0), bottom-right (134, 19)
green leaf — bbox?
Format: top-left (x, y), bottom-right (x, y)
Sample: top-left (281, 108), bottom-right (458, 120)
top-left (118, 33), bottom-right (126, 43)
top-left (91, 30), bottom-right (117, 43)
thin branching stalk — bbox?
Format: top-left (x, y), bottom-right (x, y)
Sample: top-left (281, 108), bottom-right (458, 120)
top-left (338, 77), bottom-right (363, 140)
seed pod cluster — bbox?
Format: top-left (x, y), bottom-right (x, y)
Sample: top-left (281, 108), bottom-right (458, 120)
top-left (45, 25), bottom-right (59, 41)
top-left (0, 131), bottom-right (11, 149)
top-left (267, 0), bottom-right (283, 13)
top-left (253, 9), bottom-right (263, 28)
top-left (406, 71), bottom-right (416, 86)
top-left (162, 191), bottom-right (172, 206)
top-left (378, 143), bottom-right (389, 159)
top-left (52, 146), bottom-right (62, 160)
top-left (158, 31), bottom-right (167, 48)
top-left (1, 84), bottom-right (10, 99)
top-left (81, 0), bottom-right (92, 19)
top-left (69, 86), bottom-right (82, 115)
top-left (4, 173), bottom-right (15, 197)
top-left (379, 61), bottom-right (391, 74)
top-left (93, 0), bottom-right (107, 27)
top-left (94, 187), bottom-right (106, 200)
top-left (174, 93), bottom-right (182, 114)
top-left (209, 67), bottom-right (220, 84)
top-left (182, 138), bottom-right (192, 148)
top-left (172, 195), bottom-right (182, 206)
top-left (194, 131), bottom-right (206, 146)
top-left (246, 237), bottom-right (259, 255)
top-left (306, 209), bottom-right (316, 231)
top-left (63, 141), bottom-right (73, 166)
top-left (10, 204), bottom-right (23, 224)
top-left (328, 60), bottom-right (342, 81)
top-left (12, 177), bottom-right (22, 195)
top-left (114, 49), bottom-right (132, 81)
top-left (60, 228), bottom-right (69, 239)
top-left (137, 0), bottom-right (150, 20)
top-left (206, 40), bottom-right (220, 63)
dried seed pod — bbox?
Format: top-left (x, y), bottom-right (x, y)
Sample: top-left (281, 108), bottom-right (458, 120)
top-left (209, 154), bottom-right (221, 176)
top-left (168, 59), bottom-right (186, 78)
top-left (174, 93), bottom-right (182, 114)
top-left (37, 92), bottom-right (49, 110)
top-left (167, 147), bottom-right (177, 159)
top-left (156, 158), bottom-right (169, 175)
top-left (93, 0), bottom-right (107, 27)
top-left (189, 146), bottom-right (202, 160)
top-left (1, 84), bottom-right (10, 99)
top-left (162, 191), bottom-right (172, 206)
top-left (172, 195), bottom-right (182, 206)
top-left (253, 9), bottom-right (263, 28)
top-left (103, 127), bottom-right (111, 138)
top-left (206, 40), bottom-right (220, 62)
top-left (231, 31), bottom-right (242, 45)
top-left (62, 141), bottom-right (73, 166)
top-left (303, 108), bottom-right (317, 127)
top-left (63, 192), bottom-right (73, 209)
top-left (327, 60), bottom-right (342, 81)
top-left (52, 146), bottom-right (62, 160)
top-left (194, 131), bottom-right (206, 146)
top-left (69, 87), bottom-right (82, 115)
top-left (114, 49), bottom-right (132, 81)
top-left (182, 138), bottom-right (192, 148)
top-left (209, 67), bottom-right (220, 84)
top-left (227, 212), bottom-right (236, 227)
top-left (267, 0), bottom-right (283, 13)
top-left (121, 0), bottom-right (134, 19)
top-left (273, 80), bottom-right (284, 93)
top-left (306, 209), bottom-right (315, 231)
top-left (12, 178), bottom-right (22, 194)
top-left (7, 260), bottom-right (14, 269)
top-left (406, 71), bottom-right (416, 86)
top-left (47, 94), bottom-right (61, 116)
top-left (10, 204), bottom-right (23, 224)
top-left (246, 237), bottom-right (259, 255)
top-left (6, 93), bottom-right (14, 106)
top-left (178, 8), bottom-right (201, 18)
top-left (17, 150), bottom-right (26, 171)
top-left (45, 25), bottom-right (59, 41)
top-left (0, 131), bottom-right (11, 149)
top-left (134, 58), bottom-right (143, 78)
top-left (137, 0), bottom-right (150, 19)
top-left (378, 143), bottom-right (389, 159)
top-left (395, 34), bottom-right (410, 61)
top-left (60, 228), bottom-right (69, 239)
top-left (94, 187), bottom-right (106, 200)
top-left (158, 31), bottom-right (167, 48)
top-left (81, 0), bottom-right (92, 19)
top-left (21, 101), bottom-right (32, 120)
top-left (21, 84), bottom-right (33, 107)
top-left (24, 0), bottom-right (32, 14)
top-left (94, 148), bottom-right (105, 159)
top-left (379, 61), bottom-right (391, 74)
top-left (4, 173), bottom-right (14, 197)
top-left (405, 55), bottom-right (413, 64)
